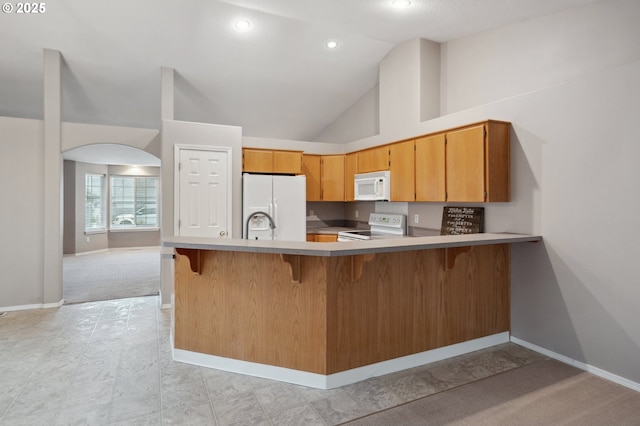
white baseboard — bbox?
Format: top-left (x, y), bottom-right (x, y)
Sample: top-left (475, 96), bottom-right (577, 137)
top-left (1, 299), bottom-right (64, 312)
top-left (159, 289), bottom-right (171, 309)
top-left (173, 332), bottom-right (509, 389)
top-left (510, 336), bottom-right (640, 393)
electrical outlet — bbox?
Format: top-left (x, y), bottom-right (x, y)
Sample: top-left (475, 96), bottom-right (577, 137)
top-left (414, 214), bottom-right (419, 224)
top-left (310, 209), bottom-right (314, 216)
top-left (355, 210), bottom-right (359, 218)
top-left (86, 236), bottom-right (90, 243)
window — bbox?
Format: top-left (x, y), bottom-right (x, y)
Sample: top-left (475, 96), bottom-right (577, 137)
top-left (85, 174), bottom-right (106, 232)
top-left (110, 176), bottom-right (159, 228)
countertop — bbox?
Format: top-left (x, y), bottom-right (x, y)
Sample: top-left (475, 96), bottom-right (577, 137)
top-left (164, 233), bottom-right (542, 257)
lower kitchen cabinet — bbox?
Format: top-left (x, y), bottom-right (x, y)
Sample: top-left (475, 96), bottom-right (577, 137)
top-left (307, 233), bottom-right (338, 242)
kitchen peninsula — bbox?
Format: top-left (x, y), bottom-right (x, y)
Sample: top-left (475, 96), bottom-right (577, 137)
top-left (164, 233), bottom-right (541, 389)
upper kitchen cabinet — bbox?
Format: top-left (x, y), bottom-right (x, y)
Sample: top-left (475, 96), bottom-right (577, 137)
top-left (356, 145), bottom-right (389, 173)
top-left (302, 154), bottom-right (345, 202)
top-left (242, 148), bottom-right (302, 174)
top-left (389, 140), bottom-right (415, 201)
top-left (320, 155), bottom-right (345, 201)
top-left (344, 153), bottom-right (357, 202)
top-left (445, 121), bottom-right (510, 202)
top-left (302, 155), bottom-right (321, 201)
top-left (415, 133), bottom-right (446, 202)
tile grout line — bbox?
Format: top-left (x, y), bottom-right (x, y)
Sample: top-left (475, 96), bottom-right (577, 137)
top-left (1, 301), bottom-right (106, 425)
top-left (105, 298), bottom-right (132, 424)
top-left (156, 296), bottom-right (165, 424)
top-left (55, 301), bottom-right (109, 424)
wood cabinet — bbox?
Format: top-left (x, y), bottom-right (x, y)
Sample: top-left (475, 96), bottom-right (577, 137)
top-left (344, 153), bottom-right (357, 202)
top-left (320, 155), bottom-right (345, 201)
top-left (302, 154), bottom-right (345, 201)
top-left (415, 133), bottom-right (446, 202)
top-left (249, 119), bottom-right (509, 204)
top-left (274, 150), bottom-right (303, 174)
top-left (356, 146), bottom-right (389, 173)
top-left (302, 155), bottom-right (321, 201)
top-left (307, 233), bottom-right (338, 242)
top-left (389, 140), bottom-right (415, 201)
top-left (446, 121), bottom-right (510, 202)
top-left (243, 148), bottom-right (302, 174)
top-left (415, 120), bottom-right (509, 202)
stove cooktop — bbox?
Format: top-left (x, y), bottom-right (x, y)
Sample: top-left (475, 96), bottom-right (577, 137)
top-left (336, 213), bottom-right (408, 241)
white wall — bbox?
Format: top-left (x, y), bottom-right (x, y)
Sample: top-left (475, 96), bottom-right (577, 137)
top-left (325, 0), bottom-right (640, 386)
top-left (0, 117), bottom-right (45, 308)
top-left (313, 86), bottom-right (379, 143)
top-left (160, 120), bottom-right (242, 306)
top-left (1, 116), bottom-right (163, 309)
top-left (439, 0), bottom-right (640, 385)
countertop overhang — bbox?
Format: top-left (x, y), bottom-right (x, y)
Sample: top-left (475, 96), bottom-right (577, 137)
top-left (163, 233), bottom-right (542, 257)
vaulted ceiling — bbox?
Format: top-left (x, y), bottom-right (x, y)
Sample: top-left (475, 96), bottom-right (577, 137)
top-left (1, 0), bottom-right (599, 141)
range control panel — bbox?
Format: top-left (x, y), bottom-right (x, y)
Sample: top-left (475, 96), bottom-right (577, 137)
top-left (368, 213), bottom-right (407, 234)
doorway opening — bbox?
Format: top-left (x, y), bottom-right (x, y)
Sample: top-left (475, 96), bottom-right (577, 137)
top-left (62, 144), bottom-right (161, 304)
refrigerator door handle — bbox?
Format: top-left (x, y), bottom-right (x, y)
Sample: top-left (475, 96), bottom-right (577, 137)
top-left (271, 201), bottom-right (278, 239)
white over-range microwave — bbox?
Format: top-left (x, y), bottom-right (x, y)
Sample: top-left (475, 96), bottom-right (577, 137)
top-left (354, 171), bottom-right (390, 201)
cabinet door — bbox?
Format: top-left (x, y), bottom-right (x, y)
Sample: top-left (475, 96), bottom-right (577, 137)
top-left (415, 133), bottom-right (446, 202)
top-left (302, 155), bottom-right (321, 201)
top-left (273, 150), bottom-right (302, 174)
top-left (357, 146), bottom-right (389, 173)
top-left (389, 140), bottom-right (415, 201)
top-left (446, 125), bottom-right (486, 202)
top-left (315, 234), bottom-right (338, 242)
top-left (243, 149), bottom-right (273, 173)
top-left (484, 121), bottom-right (510, 202)
top-left (344, 153), bottom-right (357, 202)
top-left (321, 155), bottom-right (345, 201)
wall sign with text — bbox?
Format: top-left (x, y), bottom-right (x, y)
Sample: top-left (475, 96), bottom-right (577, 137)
top-left (441, 207), bottom-right (485, 235)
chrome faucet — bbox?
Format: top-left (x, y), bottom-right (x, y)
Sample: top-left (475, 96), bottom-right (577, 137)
top-left (245, 211), bottom-right (276, 239)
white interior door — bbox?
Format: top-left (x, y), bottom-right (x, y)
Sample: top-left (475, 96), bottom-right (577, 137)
top-left (177, 148), bottom-right (230, 238)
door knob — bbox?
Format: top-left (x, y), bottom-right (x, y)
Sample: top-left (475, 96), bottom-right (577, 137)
top-left (219, 231), bottom-right (227, 237)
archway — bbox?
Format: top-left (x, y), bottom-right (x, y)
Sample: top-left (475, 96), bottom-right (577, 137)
top-left (61, 144), bottom-right (161, 303)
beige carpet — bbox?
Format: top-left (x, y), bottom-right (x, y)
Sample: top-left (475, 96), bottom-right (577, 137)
top-left (63, 247), bottom-right (160, 304)
top-left (343, 359), bottom-right (640, 425)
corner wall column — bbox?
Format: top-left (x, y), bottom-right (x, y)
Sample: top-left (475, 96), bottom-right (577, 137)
top-left (43, 49), bottom-right (63, 305)
top-left (161, 67), bottom-right (174, 121)
top-left (160, 67), bottom-right (175, 308)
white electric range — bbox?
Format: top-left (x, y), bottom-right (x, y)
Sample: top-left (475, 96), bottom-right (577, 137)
top-left (337, 213), bottom-right (408, 241)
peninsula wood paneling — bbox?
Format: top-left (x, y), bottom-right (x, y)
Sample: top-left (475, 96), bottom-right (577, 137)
top-left (174, 251), bottom-right (332, 374)
top-left (173, 244), bottom-right (510, 376)
top-left (323, 245), bottom-right (509, 373)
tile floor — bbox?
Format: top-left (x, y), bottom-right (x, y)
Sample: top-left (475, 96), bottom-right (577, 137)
top-left (0, 296), bottom-right (546, 425)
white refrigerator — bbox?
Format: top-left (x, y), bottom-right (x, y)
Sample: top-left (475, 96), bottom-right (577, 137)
top-left (242, 173), bottom-right (306, 241)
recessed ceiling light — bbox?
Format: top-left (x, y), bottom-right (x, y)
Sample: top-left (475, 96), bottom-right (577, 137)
top-left (234, 20), bottom-right (251, 32)
top-left (326, 40), bottom-right (339, 49)
top-left (392, 0), bottom-right (411, 8)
